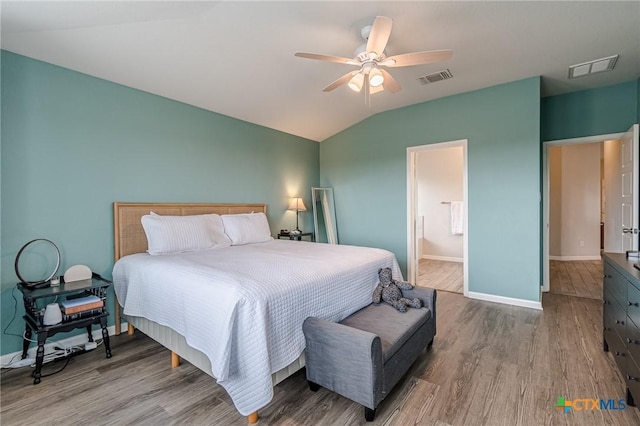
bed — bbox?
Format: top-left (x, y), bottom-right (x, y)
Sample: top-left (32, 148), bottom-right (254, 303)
top-left (112, 202), bottom-right (402, 423)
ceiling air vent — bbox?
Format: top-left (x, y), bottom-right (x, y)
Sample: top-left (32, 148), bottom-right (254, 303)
top-left (568, 55), bottom-right (618, 79)
top-left (418, 69), bottom-right (453, 85)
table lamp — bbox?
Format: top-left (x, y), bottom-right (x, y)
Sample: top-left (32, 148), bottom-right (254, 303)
top-left (288, 197), bottom-right (307, 232)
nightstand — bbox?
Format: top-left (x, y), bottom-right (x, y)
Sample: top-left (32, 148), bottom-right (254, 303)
top-left (277, 232), bottom-right (315, 241)
top-left (18, 276), bottom-right (112, 384)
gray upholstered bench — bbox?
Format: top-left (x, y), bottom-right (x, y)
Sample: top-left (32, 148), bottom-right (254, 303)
top-left (303, 287), bottom-right (436, 421)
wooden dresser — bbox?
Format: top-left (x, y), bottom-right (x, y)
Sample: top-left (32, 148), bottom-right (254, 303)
top-left (603, 253), bottom-right (640, 406)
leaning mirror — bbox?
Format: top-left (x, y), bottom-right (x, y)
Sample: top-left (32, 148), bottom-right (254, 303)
top-left (312, 187), bottom-right (338, 244)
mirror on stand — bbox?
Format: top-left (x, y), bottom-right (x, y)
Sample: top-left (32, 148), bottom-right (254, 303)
top-left (312, 187), bottom-right (338, 244)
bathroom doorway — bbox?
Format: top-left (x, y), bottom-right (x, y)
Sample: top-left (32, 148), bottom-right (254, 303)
top-left (407, 140), bottom-right (468, 295)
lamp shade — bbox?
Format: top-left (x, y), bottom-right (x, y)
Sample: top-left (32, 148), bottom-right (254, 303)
top-left (288, 197), bottom-right (307, 212)
top-left (348, 72), bottom-right (364, 92)
top-left (369, 67), bottom-right (384, 87)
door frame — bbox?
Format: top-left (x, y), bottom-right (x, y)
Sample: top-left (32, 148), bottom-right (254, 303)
top-left (542, 132), bottom-right (623, 293)
top-left (406, 139), bottom-right (469, 296)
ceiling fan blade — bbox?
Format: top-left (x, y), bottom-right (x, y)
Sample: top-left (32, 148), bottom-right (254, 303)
top-left (295, 52), bottom-right (359, 65)
top-left (380, 69), bottom-right (401, 93)
top-left (323, 71), bottom-right (358, 92)
top-left (382, 49), bottom-right (453, 67)
top-left (366, 16), bottom-right (393, 59)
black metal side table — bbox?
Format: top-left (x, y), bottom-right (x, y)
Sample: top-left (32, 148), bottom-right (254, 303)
top-left (18, 276), bottom-right (112, 384)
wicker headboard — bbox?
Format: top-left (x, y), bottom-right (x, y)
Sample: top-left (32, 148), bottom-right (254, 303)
top-left (113, 202), bottom-right (268, 261)
top-left (112, 202), bottom-right (267, 334)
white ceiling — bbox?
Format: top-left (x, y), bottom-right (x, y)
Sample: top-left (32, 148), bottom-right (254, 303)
top-left (2, 1), bottom-right (639, 142)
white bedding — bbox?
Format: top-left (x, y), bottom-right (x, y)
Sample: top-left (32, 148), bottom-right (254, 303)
top-left (112, 239), bottom-right (401, 416)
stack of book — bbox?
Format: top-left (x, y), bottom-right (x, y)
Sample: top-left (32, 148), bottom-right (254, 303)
top-left (61, 295), bottom-right (104, 321)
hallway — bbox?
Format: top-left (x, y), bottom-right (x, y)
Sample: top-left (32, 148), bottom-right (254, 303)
top-left (549, 259), bottom-right (602, 300)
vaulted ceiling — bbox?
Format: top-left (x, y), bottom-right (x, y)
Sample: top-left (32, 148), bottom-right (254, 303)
top-left (2, 1), bottom-right (639, 141)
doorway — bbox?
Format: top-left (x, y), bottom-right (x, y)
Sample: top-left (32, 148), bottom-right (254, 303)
top-left (547, 142), bottom-right (606, 300)
top-left (407, 140), bottom-right (468, 295)
top-left (542, 131), bottom-right (628, 297)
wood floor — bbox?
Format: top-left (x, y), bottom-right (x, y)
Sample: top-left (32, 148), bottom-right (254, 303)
top-left (3, 291), bottom-right (638, 425)
top-left (417, 258), bottom-right (601, 299)
top-left (549, 259), bottom-right (602, 300)
top-left (418, 259), bottom-right (463, 294)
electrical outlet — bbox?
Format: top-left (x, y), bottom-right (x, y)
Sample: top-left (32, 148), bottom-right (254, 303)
top-left (579, 240), bottom-right (585, 247)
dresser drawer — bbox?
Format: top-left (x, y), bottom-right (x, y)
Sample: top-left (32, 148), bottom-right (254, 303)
top-left (605, 261), bottom-right (629, 308)
top-left (604, 290), bottom-right (628, 340)
top-left (628, 282), bottom-right (640, 328)
top-left (606, 326), bottom-right (628, 375)
top-left (604, 288), bottom-right (620, 325)
top-left (627, 353), bottom-right (640, 405)
top-left (627, 320), bottom-right (640, 366)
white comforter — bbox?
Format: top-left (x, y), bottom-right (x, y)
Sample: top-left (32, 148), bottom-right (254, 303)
top-left (112, 239), bottom-right (401, 415)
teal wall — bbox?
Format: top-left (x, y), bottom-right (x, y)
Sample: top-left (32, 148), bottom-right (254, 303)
top-left (0, 51), bottom-right (319, 355)
top-left (541, 80), bottom-right (639, 141)
top-left (320, 77), bottom-right (541, 302)
top-left (3, 49), bottom-right (635, 358)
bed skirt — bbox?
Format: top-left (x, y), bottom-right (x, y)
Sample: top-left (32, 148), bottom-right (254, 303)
top-left (126, 315), bottom-right (306, 386)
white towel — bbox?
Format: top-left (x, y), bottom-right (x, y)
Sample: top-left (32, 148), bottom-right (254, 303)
top-left (450, 201), bottom-right (463, 235)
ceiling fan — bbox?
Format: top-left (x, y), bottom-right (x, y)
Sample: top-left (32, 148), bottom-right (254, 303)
top-left (295, 16), bottom-right (452, 95)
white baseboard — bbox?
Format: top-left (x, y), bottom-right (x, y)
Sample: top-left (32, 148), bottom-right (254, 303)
top-left (421, 255), bottom-right (464, 263)
top-left (468, 291), bottom-right (542, 310)
top-left (549, 255), bottom-right (602, 261)
top-left (0, 322), bottom-right (128, 367)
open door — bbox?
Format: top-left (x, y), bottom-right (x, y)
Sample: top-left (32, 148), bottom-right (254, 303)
top-left (621, 124), bottom-right (639, 251)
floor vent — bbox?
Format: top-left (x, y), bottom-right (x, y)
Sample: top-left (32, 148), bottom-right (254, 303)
top-left (418, 69), bottom-right (453, 85)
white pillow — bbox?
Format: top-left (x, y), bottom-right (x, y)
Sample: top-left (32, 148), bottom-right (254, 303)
top-left (141, 213), bottom-right (231, 255)
top-left (221, 212), bottom-right (273, 245)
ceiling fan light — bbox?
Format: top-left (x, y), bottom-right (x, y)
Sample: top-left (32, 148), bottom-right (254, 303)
top-left (348, 72), bottom-right (364, 92)
top-left (369, 68), bottom-right (384, 87)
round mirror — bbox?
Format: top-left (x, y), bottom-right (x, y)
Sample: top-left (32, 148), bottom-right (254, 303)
top-left (15, 239), bottom-right (60, 287)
